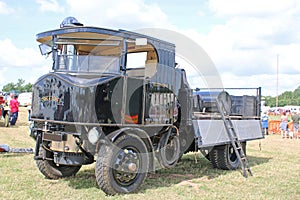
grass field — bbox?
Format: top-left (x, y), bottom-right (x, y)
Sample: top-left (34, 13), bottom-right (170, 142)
top-left (0, 107), bottom-right (299, 200)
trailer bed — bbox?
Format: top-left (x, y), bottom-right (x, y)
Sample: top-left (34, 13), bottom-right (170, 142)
top-left (193, 119), bottom-right (263, 148)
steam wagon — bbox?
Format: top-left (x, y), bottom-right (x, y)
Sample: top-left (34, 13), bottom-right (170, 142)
top-left (30, 17), bottom-right (263, 195)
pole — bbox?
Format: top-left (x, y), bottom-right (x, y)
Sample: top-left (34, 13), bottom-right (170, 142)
top-left (276, 54), bottom-right (279, 107)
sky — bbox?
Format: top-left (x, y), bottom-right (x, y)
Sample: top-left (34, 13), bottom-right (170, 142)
top-left (0, 0), bottom-right (300, 97)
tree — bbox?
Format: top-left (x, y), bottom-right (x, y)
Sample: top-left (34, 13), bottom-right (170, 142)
top-left (16, 79), bottom-right (25, 92)
top-left (23, 83), bottom-right (33, 92)
top-left (2, 83), bottom-right (16, 92)
top-left (264, 86), bottom-right (300, 107)
top-left (1, 79), bottom-right (32, 93)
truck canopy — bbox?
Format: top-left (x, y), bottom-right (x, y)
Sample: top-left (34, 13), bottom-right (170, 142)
top-left (36, 25), bottom-right (182, 97)
top-left (36, 26), bottom-right (176, 71)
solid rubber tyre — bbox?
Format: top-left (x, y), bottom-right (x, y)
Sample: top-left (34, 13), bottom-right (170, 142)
top-left (95, 133), bottom-right (149, 195)
top-left (36, 146), bottom-right (82, 179)
top-left (209, 142), bottom-right (246, 170)
top-left (208, 147), bottom-right (219, 168)
top-left (157, 133), bottom-right (180, 168)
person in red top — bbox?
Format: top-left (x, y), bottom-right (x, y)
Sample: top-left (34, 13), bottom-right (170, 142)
top-left (10, 94), bottom-right (19, 126)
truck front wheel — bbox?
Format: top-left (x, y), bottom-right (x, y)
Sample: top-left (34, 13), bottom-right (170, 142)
top-left (95, 133), bottom-right (149, 195)
top-left (36, 146), bottom-right (82, 179)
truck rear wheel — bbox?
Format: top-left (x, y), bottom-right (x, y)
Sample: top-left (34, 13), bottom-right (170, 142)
top-left (157, 132), bottom-right (180, 168)
top-left (95, 133), bottom-right (149, 195)
top-left (209, 142), bottom-right (246, 170)
top-left (36, 146), bottom-right (82, 179)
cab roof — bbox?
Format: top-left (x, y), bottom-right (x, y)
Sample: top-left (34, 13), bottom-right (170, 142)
top-left (36, 26), bottom-right (175, 52)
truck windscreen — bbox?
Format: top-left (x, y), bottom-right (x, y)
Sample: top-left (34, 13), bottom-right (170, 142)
top-left (56, 54), bottom-right (120, 74)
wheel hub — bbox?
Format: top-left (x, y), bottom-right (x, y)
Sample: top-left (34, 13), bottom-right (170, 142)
top-left (127, 163), bottom-right (137, 172)
top-left (228, 146), bottom-right (237, 162)
top-left (113, 148), bottom-right (140, 185)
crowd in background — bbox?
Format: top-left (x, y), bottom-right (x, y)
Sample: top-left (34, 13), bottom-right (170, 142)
top-left (0, 93), bottom-right (20, 126)
top-left (261, 110), bottom-right (300, 139)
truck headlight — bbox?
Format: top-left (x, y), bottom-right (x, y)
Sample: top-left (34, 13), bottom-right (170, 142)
top-left (88, 127), bottom-right (101, 144)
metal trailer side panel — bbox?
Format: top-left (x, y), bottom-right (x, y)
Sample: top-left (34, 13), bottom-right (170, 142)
top-left (192, 120), bottom-right (263, 148)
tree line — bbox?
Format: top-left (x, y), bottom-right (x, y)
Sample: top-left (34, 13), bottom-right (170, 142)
top-left (264, 86), bottom-right (300, 107)
top-left (1, 79), bottom-right (32, 93)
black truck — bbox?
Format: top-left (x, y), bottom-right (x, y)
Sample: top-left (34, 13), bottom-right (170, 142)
top-left (30, 17), bottom-right (263, 195)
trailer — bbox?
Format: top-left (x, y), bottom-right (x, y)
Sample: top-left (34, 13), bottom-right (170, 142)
top-left (30, 17), bottom-right (263, 195)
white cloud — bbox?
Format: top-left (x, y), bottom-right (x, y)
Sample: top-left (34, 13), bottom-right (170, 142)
top-left (0, 39), bottom-right (48, 88)
top-left (197, 10), bottom-right (206, 17)
top-left (198, 16), bottom-right (300, 75)
top-left (0, 1), bottom-right (14, 14)
top-left (272, 44), bottom-right (300, 74)
top-left (0, 67), bottom-right (8, 86)
top-left (220, 73), bottom-right (300, 97)
top-left (209, 0), bottom-right (296, 17)
top-left (65, 0), bottom-right (171, 29)
top-left (174, 0), bottom-right (300, 96)
top-left (0, 39), bottom-right (44, 67)
top-left (36, 0), bottom-right (64, 13)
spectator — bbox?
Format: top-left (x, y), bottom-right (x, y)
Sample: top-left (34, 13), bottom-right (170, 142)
top-left (0, 94), bottom-right (4, 118)
top-left (291, 112), bottom-right (299, 139)
top-left (10, 94), bottom-right (19, 126)
top-left (27, 103), bottom-right (31, 121)
top-left (261, 111), bottom-right (269, 135)
top-left (4, 93), bottom-right (12, 105)
top-left (280, 112), bottom-right (288, 139)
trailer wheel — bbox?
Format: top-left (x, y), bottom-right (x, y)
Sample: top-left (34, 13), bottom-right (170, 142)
top-left (36, 146), bottom-right (82, 179)
top-left (209, 142), bottom-right (246, 170)
top-left (95, 133), bottom-right (149, 195)
top-left (208, 147), bottom-right (219, 168)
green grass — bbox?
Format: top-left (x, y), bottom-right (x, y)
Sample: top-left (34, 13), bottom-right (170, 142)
top-left (0, 108), bottom-right (299, 199)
